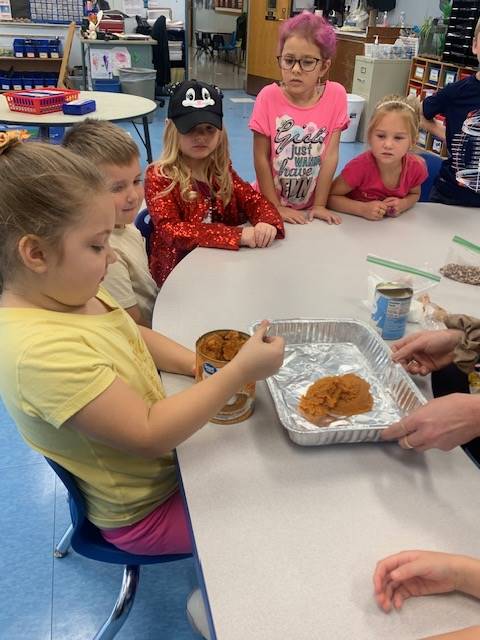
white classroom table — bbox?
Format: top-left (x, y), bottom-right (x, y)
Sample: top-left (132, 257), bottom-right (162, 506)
top-left (153, 203), bottom-right (480, 640)
top-left (0, 91), bottom-right (157, 161)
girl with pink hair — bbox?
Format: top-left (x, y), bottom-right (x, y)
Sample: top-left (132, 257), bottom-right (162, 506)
top-left (249, 11), bottom-right (348, 225)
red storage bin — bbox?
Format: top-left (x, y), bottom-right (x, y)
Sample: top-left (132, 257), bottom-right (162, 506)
top-left (5, 89), bottom-right (80, 115)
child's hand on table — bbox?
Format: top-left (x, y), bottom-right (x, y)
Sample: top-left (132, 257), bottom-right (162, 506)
top-left (361, 200), bottom-right (388, 220)
top-left (383, 197), bottom-right (405, 217)
top-left (309, 205), bottom-right (342, 225)
top-left (240, 227), bottom-right (257, 247)
top-left (277, 205), bottom-right (310, 225)
top-left (254, 222), bottom-right (277, 247)
top-left (374, 550), bottom-right (461, 612)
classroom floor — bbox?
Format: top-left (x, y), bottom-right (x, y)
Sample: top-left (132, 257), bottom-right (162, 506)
top-left (0, 90), bottom-right (364, 640)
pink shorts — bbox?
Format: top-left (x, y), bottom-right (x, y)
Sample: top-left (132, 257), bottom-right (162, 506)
top-left (101, 490), bottom-right (192, 555)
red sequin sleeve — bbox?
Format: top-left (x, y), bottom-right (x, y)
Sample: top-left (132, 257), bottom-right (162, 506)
top-left (230, 169), bottom-right (285, 239)
top-left (144, 165), bottom-right (242, 252)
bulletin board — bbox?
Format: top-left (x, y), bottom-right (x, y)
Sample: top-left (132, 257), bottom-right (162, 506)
top-left (29, 0), bottom-right (84, 24)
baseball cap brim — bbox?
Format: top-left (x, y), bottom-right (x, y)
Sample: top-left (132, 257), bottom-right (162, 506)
top-left (173, 111), bottom-right (223, 134)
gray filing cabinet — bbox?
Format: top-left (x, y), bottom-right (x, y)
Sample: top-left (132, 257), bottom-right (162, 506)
top-left (352, 56), bottom-right (412, 142)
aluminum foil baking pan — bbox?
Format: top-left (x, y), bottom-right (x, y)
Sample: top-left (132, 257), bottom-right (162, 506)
top-left (250, 318), bottom-right (426, 446)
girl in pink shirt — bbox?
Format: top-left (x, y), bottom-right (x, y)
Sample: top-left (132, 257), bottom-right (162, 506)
top-left (249, 12), bottom-right (348, 225)
top-left (328, 95), bottom-right (428, 221)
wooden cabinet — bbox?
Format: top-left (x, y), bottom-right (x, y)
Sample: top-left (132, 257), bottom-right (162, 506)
top-left (407, 56), bottom-right (477, 158)
top-left (352, 55), bottom-right (411, 142)
top-left (328, 33), bottom-right (365, 93)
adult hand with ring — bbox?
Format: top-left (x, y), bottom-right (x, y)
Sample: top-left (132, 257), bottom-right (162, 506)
top-left (382, 394), bottom-right (480, 452)
top-left (401, 434), bottom-right (414, 449)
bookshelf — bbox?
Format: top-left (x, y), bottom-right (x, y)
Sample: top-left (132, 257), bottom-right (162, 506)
top-left (407, 55), bottom-right (477, 158)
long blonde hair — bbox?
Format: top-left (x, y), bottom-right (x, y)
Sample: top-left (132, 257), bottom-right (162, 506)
top-left (368, 94), bottom-right (421, 145)
top-left (0, 141), bottom-right (106, 293)
top-left (154, 120), bottom-right (233, 206)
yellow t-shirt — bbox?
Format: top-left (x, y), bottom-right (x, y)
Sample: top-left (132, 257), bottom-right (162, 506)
top-left (0, 288), bottom-right (177, 528)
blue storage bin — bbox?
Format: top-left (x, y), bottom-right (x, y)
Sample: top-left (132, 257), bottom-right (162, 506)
top-left (49, 127), bottom-right (65, 144)
top-left (48, 39), bottom-right (61, 58)
top-left (13, 38), bottom-right (25, 57)
top-left (0, 74), bottom-right (10, 91)
top-left (44, 73), bottom-right (58, 87)
top-left (33, 38), bottom-right (48, 55)
top-left (11, 74), bottom-right (23, 90)
top-left (32, 73), bottom-right (45, 88)
top-left (25, 44), bottom-right (36, 58)
top-left (22, 75), bottom-right (35, 89)
top-left (93, 78), bottom-right (121, 92)
top-left (63, 99), bottom-right (96, 115)
top-left (37, 45), bottom-right (49, 58)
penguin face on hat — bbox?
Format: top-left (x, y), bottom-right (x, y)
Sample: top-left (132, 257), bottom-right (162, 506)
top-left (168, 80), bottom-right (223, 134)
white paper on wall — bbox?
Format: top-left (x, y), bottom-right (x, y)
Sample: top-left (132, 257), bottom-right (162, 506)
top-left (111, 47), bottom-right (132, 75)
top-left (89, 49), bottom-right (113, 79)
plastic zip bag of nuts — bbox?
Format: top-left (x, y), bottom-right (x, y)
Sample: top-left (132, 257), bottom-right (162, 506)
top-left (440, 236), bottom-right (480, 286)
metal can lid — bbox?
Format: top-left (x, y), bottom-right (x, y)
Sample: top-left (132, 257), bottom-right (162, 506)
top-left (375, 281), bottom-right (413, 298)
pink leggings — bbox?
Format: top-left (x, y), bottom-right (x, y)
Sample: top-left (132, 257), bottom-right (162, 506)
top-left (101, 490), bottom-right (192, 555)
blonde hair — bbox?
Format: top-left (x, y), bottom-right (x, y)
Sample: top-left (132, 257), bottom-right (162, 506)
top-left (475, 17), bottom-right (480, 39)
top-left (367, 94), bottom-right (421, 144)
top-left (0, 142), bottom-right (106, 292)
top-left (62, 118), bottom-right (139, 167)
top-left (154, 119), bottom-right (233, 206)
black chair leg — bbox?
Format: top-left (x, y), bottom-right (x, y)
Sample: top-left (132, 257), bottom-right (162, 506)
top-left (93, 565), bottom-right (140, 640)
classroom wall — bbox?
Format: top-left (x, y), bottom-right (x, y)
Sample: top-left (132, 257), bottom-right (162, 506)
top-left (156, 0), bottom-right (185, 22)
top-left (193, 8), bottom-right (237, 34)
top-left (387, 0), bottom-right (443, 28)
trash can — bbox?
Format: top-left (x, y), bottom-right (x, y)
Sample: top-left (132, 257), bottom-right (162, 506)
top-left (340, 94), bottom-right (366, 143)
top-left (119, 67), bottom-right (157, 123)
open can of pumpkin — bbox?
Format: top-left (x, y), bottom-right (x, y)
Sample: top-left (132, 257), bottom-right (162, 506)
top-left (195, 329), bottom-right (255, 424)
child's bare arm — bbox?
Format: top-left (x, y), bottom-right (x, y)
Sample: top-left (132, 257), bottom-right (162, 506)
top-left (66, 323), bottom-right (284, 458)
top-left (253, 132), bottom-right (312, 225)
top-left (328, 175), bottom-right (376, 218)
top-left (125, 304), bottom-right (150, 328)
top-left (253, 132), bottom-right (281, 207)
top-left (139, 326), bottom-right (195, 376)
top-left (312, 130), bottom-right (341, 210)
top-left (308, 132), bottom-right (342, 224)
top-left (422, 627), bottom-right (480, 640)
top-left (420, 113), bottom-right (446, 142)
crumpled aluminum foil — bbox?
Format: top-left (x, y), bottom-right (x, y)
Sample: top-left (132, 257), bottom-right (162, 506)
top-left (250, 318), bottom-right (426, 446)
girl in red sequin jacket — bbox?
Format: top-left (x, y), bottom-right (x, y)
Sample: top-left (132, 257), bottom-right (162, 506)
top-left (144, 80), bottom-right (285, 286)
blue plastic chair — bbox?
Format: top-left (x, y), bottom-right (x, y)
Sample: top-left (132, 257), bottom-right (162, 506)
top-left (218, 31), bottom-right (237, 63)
top-left (45, 457), bottom-right (191, 640)
top-left (134, 207), bottom-right (154, 257)
top-left (418, 151), bottom-right (443, 202)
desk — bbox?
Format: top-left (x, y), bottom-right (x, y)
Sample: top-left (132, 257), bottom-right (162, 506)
top-left (154, 204), bottom-right (480, 639)
top-left (79, 38), bottom-right (156, 91)
top-left (0, 90), bottom-right (157, 162)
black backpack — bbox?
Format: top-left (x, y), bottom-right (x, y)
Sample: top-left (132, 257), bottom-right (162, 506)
top-left (135, 15), bottom-right (152, 36)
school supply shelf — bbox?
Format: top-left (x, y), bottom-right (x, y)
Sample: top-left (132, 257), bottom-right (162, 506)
top-left (407, 55), bottom-right (477, 158)
top-left (0, 22), bottom-right (76, 93)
